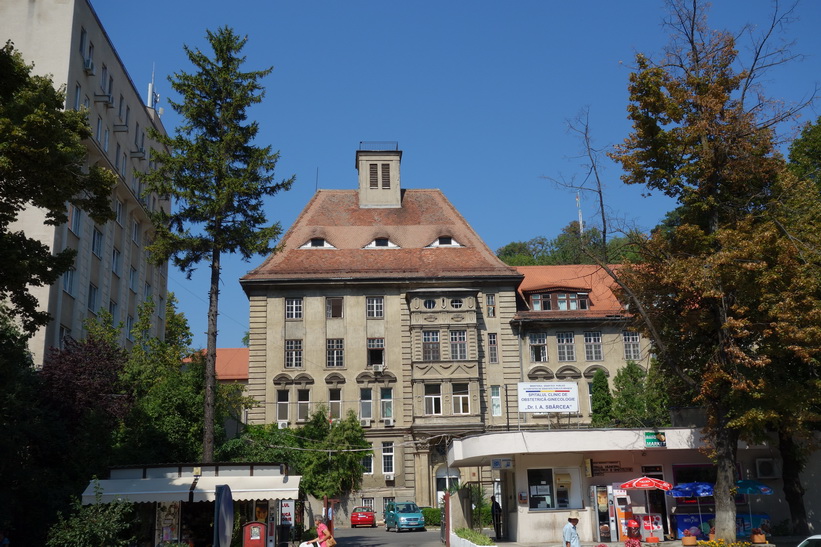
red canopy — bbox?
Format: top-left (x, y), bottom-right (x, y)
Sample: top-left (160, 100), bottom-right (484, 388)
top-left (619, 476), bottom-right (673, 491)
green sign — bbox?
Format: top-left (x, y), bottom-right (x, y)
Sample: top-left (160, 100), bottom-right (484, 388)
top-left (645, 431), bottom-right (667, 448)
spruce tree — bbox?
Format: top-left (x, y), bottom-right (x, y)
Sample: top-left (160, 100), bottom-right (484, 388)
top-left (589, 369), bottom-right (613, 427)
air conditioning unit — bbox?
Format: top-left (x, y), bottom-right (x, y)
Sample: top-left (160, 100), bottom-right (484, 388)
top-left (372, 364), bottom-right (384, 373)
top-left (756, 458), bottom-right (778, 479)
top-left (360, 418), bottom-right (371, 428)
top-left (383, 417), bottom-right (394, 427)
top-left (83, 58), bottom-right (95, 75)
top-left (277, 420), bottom-right (288, 429)
top-left (384, 474), bottom-right (395, 482)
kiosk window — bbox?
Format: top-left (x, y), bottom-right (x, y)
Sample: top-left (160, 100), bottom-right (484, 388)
top-left (527, 468), bottom-right (555, 510)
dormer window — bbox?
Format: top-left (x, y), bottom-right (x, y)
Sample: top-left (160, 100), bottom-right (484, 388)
top-left (300, 238), bottom-right (335, 249)
top-left (364, 237), bottom-right (398, 249)
top-left (531, 293), bottom-right (551, 311)
top-left (530, 292), bottom-right (589, 311)
top-left (427, 236), bottom-right (462, 248)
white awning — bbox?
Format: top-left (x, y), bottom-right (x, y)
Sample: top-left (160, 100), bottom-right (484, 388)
top-left (82, 475), bottom-right (301, 504)
top-left (82, 478), bottom-right (194, 504)
top-left (193, 476), bottom-right (300, 502)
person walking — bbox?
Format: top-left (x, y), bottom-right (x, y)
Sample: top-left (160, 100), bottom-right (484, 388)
top-left (563, 510), bottom-right (581, 547)
top-left (491, 495), bottom-right (503, 541)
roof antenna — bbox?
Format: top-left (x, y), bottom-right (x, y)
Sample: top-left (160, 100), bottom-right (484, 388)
top-left (147, 63), bottom-right (160, 109)
top-left (576, 192), bottom-right (584, 235)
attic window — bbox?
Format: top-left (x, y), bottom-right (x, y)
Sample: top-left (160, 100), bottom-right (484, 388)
top-left (364, 237), bottom-right (398, 249)
top-left (427, 236), bottom-right (462, 248)
top-left (532, 292), bottom-right (589, 311)
top-left (300, 238), bottom-right (335, 249)
top-left (439, 236), bottom-right (452, 245)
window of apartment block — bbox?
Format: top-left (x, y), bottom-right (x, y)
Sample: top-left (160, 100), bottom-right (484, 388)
top-left (132, 220), bottom-right (141, 245)
top-left (362, 447), bottom-right (373, 474)
top-left (423, 330), bottom-right (440, 361)
top-left (129, 267), bottom-right (138, 292)
top-left (529, 333), bottom-right (548, 362)
top-left (158, 296), bottom-right (165, 319)
top-left (144, 282), bottom-right (152, 303)
top-left (96, 116), bottom-right (102, 142)
top-left (109, 299), bottom-right (118, 322)
top-left (488, 333), bottom-right (498, 364)
top-left (424, 384), bottom-right (442, 415)
top-left (362, 497), bottom-right (374, 508)
top-left (87, 283), bottom-right (99, 312)
top-left (297, 389), bottom-right (310, 421)
top-left (69, 204), bottom-right (82, 234)
top-left (118, 94), bottom-right (125, 119)
top-left (285, 340), bottom-right (302, 368)
top-left (87, 42), bottom-right (94, 63)
top-left (126, 315), bottom-right (134, 341)
top-left (115, 143), bottom-right (122, 172)
top-left (329, 388), bottom-right (341, 419)
top-left (587, 382), bottom-right (594, 416)
top-left (490, 385), bottom-right (502, 416)
top-left (91, 228), bottom-right (104, 257)
top-left (557, 332), bottom-right (576, 361)
top-left (115, 199), bottom-right (124, 225)
top-left (368, 338), bottom-right (384, 368)
top-left (103, 127), bottom-right (109, 153)
top-left (360, 388), bottom-right (372, 420)
top-left (382, 442), bottom-right (394, 474)
top-left (623, 330), bottom-right (642, 361)
top-left (557, 293), bottom-right (577, 311)
top-left (74, 83), bottom-right (82, 110)
top-left (527, 468), bottom-right (555, 510)
top-left (326, 339), bottom-right (344, 368)
top-left (285, 297), bottom-right (303, 320)
top-left (423, 298), bottom-right (436, 309)
top-left (584, 331), bottom-right (603, 361)
top-left (380, 387), bottom-right (393, 419)
top-left (326, 297), bottom-right (343, 318)
top-left (450, 297), bottom-right (463, 309)
top-left (79, 27), bottom-right (87, 56)
top-left (59, 325), bottom-right (71, 347)
top-left (135, 122), bottom-right (141, 147)
top-left (486, 294), bottom-right (496, 317)
top-left (277, 390), bottom-right (289, 421)
top-left (63, 269), bottom-right (75, 296)
top-left (99, 64), bottom-right (108, 91)
top-left (382, 497), bottom-right (395, 513)
top-left (366, 296), bottom-right (384, 318)
top-left (124, 105), bottom-right (130, 126)
top-left (112, 247), bottom-right (122, 276)
top-left (452, 383), bottom-right (470, 415)
top-left (450, 330), bottom-right (467, 360)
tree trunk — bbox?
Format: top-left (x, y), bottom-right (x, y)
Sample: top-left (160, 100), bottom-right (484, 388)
top-left (712, 410), bottom-right (739, 542)
top-left (203, 248), bottom-right (220, 463)
top-left (778, 426), bottom-right (809, 535)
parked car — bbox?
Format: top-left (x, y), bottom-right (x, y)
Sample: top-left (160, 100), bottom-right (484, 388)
top-left (384, 501), bottom-right (425, 532)
top-left (350, 506), bottom-right (376, 528)
top-left (797, 536), bottom-right (821, 547)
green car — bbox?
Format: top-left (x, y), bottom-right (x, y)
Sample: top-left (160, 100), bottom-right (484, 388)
top-left (384, 501), bottom-right (425, 532)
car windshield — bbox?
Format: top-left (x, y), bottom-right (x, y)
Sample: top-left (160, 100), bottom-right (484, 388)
top-left (353, 507), bottom-right (371, 513)
top-left (798, 539), bottom-right (821, 547)
top-left (397, 503), bottom-right (419, 513)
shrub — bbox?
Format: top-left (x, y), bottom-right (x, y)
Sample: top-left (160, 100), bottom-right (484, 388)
top-left (422, 507), bottom-right (441, 526)
top-left (455, 527), bottom-right (495, 546)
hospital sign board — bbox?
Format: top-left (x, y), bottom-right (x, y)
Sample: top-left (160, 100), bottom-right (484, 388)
top-left (517, 382), bottom-right (579, 413)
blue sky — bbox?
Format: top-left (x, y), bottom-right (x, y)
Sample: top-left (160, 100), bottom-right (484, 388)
top-left (90, 0), bottom-right (821, 349)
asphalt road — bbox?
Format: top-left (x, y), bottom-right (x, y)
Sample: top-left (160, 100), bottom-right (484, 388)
top-left (331, 525), bottom-right (443, 546)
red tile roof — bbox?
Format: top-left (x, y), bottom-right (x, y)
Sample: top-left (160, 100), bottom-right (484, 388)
top-left (513, 264), bottom-right (625, 319)
top-left (215, 348), bottom-right (249, 381)
top-left (242, 189), bottom-right (522, 283)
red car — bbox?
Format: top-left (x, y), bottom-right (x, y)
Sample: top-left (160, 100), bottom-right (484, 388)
top-left (350, 506), bottom-right (376, 528)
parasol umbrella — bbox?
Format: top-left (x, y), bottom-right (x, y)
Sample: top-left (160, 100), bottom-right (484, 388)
top-left (666, 482), bottom-right (714, 533)
top-left (736, 480), bottom-right (773, 535)
top-left (619, 477), bottom-right (673, 540)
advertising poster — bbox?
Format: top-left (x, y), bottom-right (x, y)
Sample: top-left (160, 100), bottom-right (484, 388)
top-left (517, 382), bottom-right (579, 413)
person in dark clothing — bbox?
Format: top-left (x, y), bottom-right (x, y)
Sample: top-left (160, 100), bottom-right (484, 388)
top-left (491, 496), bottom-right (502, 540)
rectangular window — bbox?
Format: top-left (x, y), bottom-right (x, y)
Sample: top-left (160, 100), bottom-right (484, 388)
top-left (74, 83), bottom-right (82, 110)
top-left (277, 390), bottom-right (289, 421)
top-left (69, 204), bottom-right (82, 234)
top-left (108, 299), bottom-right (118, 321)
top-left (368, 338), bottom-right (384, 368)
top-left (79, 27), bottom-right (87, 55)
top-left (114, 199), bottom-right (124, 225)
top-left (329, 388), bottom-right (342, 419)
top-left (87, 42), bottom-right (94, 63)
top-left (623, 330), bottom-right (642, 361)
top-left (422, 330), bottom-right (440, 361)
top-left (143, 282), bottom-right (152, 303)
top-left (380, 387), bottom-right (393, 419)
top-left (63, 269), bottom-right (75, 295)
top-left (450, 330), bottom-right (467, 360)
top-left (362, 447), bottom-right (373, 475)
top-left (488, 333), bottom-right (498, 364)
top-left (87, 283), bottom-right (99, 312)
top-left (118, 94), bottom-right (125, 119)
top-left (59, 325), bottom-right (71, 347)
top-left (366, 296), bottom-right (384, 318)
top-left (557, 332), bottom-right (576, 361)
top-left (132, 220), bottom-right (141, 245)
top-left (124, 105), bottom-right (130, 126)
top-left (115, 143), bottom-right (122, 172)
top-left (362, 497), bottom-right (374, 508)
top-left (125, 314), bottom-right (134, 341)
top-left (96, 116), bottom-right (102, 141)
top-left (381, 163), bottom-right (390, 189)
top-left (491, 385), bottom-right (502, 417)
top-left (326, 338), bottom-right (344, 368)
top-left (527, 469), bottom-right (555, 510)
top-left (285, 297), bottom-right (303, 320)
top-left (529, 333), bottom-right (548, 362)
top-left (91, 228), bottom-right (104, 257)
top-left (134, 122), bottom-right (141, 146)
top-left (532, 293), bottom-right (551, 311)
top-left (558, 293), bottom-right (579, 311)
top-left (129, 266), bottom-right (138, 292)
top-left (424, 384), bottom-right (442, 415)
top-left (369, 164), bottom-right (378, 189)
top-left (112, 247), bottom-right (121, 276)
top-left (486, 294), bottom-right (496, 317)
top-left (285, 340), bottom-right (302, 368)
top-left (585, 331), bottom-right (603, 361)
top-left (360, 388), bottom-right (373, 420)
top-left (382, 442), bottom-right (394, 474)
top-left (297, 389), bottom-right (310, 421)
top-left (99, 64), bottom-right (108, 91)
top-left (383, 497), bottom-right (395, 513)
top-left (452, 383), bottom-right (470, 415)
top-left (103, 127), bottom-right (109, 152)
top-left (326, 297), bottom-right (343, 318)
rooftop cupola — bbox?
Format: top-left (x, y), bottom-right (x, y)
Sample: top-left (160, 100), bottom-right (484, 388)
top-left (356, 141), bottom-right (402, 208)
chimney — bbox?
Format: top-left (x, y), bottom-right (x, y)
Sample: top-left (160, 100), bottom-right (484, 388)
top-left (355, 141), bottom-right (402, 208)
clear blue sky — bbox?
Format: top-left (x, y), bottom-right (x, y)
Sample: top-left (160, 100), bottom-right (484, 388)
top-left (90, 0), bottom-right (821, 349)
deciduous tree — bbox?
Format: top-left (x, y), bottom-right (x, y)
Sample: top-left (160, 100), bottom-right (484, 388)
top-left (142, 27), bottom-right (295, 461)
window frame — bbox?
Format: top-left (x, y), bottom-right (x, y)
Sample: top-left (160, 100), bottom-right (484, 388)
top-left (424, 384), bottom-right (442, 415)
top-left (329, 388), bottom-right (342, 419)
top-left (623, 330), bottom-right (642, 361)
top-left (285, 339), bottom-right (303, 369)
top-left (277, 389), bottom-right (289, 421)
top-left (368, 338), bottom-right (385, 368)
top-left (366, 296), bottom-right (384, 319)
top-left (91, 228), bottom-right (104, 257)
top-left (326, 338), bottom-right (344, 368)
top-left (584, 331), bottom-right (603, 361)
top-left (486, 293), bottom-right (496, 317)
top-left (490, 385), bottom-right (502, 417)
top-left (87, 283), bottom-right (99, 312)
top-left (529, 332), bottom-right (548, 362)
top-left (452, 383), bottom-right (470, 415)
top-left (326, 296), bottom-right (343, 319)
top-left (285, 297), bottom-right (303, 320)
top-left (360, 388), bottom-right (373, 420)
top-left (423, 330), bottom-right (440, 361)
top-left (557, 331), bottom-right (576, 362)
top-left (296, 389), bottom-right (310, 422)
top-left (450, 329), bottom-right (467, 360)
top-left (380, 387), bottom-right (393, 419)
top-left (488, 332), bottom-right (498, 364)
top-left (382, 442), bottom-right (394, 474)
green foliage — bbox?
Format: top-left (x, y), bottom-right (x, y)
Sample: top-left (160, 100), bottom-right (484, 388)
top-left (0, 41), bottom-right (117, 332)
top-left (463, 484), bottom-right (490, 530)
top-left (422, 506), bottom-right (441, 526)
top-left (454, 527), bottom-right (495, 545)
top-left (611, 361), bottom-right (650, 427)
top-left (46, 482), bottom-right (135, 547)
top-left (789, 116), bottom-right (821, 189)
top-left (590, 369), bottom-right (613, 426)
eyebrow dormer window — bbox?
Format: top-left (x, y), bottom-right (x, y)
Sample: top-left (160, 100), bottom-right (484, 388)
top-left (300, 238), bottom-right (335, 249)
top-left (375, 238), bottom-right (389, 247)
top-left (311, 238), bottom-right (326, 247)
top-left (427, 236), bottom-right (462, 248)
top-left (439, 236), bottom-right (452, 245)
top-left (365, 237), bottom-right (398, 249)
